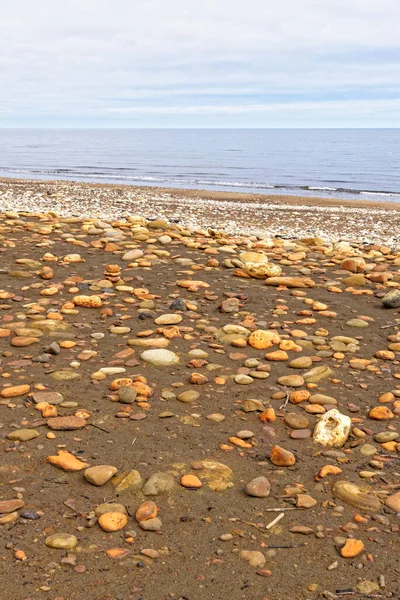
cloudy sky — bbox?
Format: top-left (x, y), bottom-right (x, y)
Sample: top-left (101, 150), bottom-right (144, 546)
top-left (1, 0), bottom-right (399, 127)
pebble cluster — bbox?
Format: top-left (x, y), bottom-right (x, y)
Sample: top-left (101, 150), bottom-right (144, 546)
top-left (1, 178), bottom-right (400, 244)
top-left (0, 208), bottom-right (400, 600)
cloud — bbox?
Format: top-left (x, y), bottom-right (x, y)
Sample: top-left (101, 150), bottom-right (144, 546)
top-left (0, 0), bottom-right (399, 126)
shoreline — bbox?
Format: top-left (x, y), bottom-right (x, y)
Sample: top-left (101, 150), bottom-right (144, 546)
top-left (2, 175), bottom-right (400, 210)
top-left (1, 176), bottom-right (400, 244)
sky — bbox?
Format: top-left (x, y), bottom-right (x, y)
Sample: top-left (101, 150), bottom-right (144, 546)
top-left (0, 0), bottom-right (399, 128)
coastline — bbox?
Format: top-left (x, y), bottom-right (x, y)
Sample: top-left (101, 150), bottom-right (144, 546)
top-left (1, 176), bottom-right (400, 243)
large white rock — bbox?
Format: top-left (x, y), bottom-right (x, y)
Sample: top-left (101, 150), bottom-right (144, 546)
top-left (141, 349), bottom-right (179, 366)
top-left (313, 409), bottom-right (351, 448)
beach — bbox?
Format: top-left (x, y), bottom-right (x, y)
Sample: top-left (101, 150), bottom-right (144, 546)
top-left (1, 177), bottom-right (400, 245)
top-left (0, 192), bottom-right (400, 600)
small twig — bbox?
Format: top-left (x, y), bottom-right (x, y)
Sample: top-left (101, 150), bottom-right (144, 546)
top-left (90, 422), bottom-right (111, 433)
top-left (264, 507), bottom-right (301, 512)
top-left (381, 323), bottom-right (397, 329)
top-left (266, 512), bottom-right (284, 530)
top-left (237, 519), bottom-right (265, 532)
top-left (265, 543), bottom-right (306, 549)
top-left (279, 390), bottom-right (290, 410)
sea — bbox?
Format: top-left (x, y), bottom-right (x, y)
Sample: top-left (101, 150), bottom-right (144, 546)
top-left (0, 128), bottom-right (399, 202)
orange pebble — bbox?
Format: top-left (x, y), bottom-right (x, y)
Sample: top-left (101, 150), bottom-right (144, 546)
top-left (259, 408), bottom-right (276, 422)
top-left (340, 538), bottom-right (365, 558)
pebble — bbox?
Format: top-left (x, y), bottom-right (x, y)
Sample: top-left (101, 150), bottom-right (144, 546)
top-left (245, 476), bottom-right (271, 497)
top-left (140, 349), bottom-right (179, 366)
top-left (45, 534), bottom-right (78, 550)
top-left (84, 465), bottom-right (118, 486)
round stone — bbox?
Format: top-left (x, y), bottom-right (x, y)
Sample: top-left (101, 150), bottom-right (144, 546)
top-left (143, 472), bottom-right (175, 496)
top-left (181, 474), bottom-right (202, 489)
top-left (284, 413), bottom-right (310, 430)
top-left (177, 390), bottom-right (199, 403)
top-left (140, 349), bottom-right (179, 366)
top-left (45, 533), bottom-right (78, 550)
top-left (154, 314), bottom-right (182, 325)
top-left (98, 512), bottom-right (128, 532)
top-left (118, 386), bottom-right (137, 404)
top-left (234, 374), bottom-right (253, 385)
top-left (278, 375), bottom-right (304, 387)
top-left (245, 476), bottom-right (271, 498)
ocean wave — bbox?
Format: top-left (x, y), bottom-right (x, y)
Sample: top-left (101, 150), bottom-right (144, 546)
top-left (308, 186), bottom-right (338, 191)
top-left (1, 167), bottom-right (400, 199)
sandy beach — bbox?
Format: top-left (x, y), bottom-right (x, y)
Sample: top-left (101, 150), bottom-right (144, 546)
top-left (1, 177), bottom-right (400, 245)
top-left (0, 199), bottom-right (400, 599)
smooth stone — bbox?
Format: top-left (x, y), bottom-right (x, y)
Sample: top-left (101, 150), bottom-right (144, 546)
top-left (237, 430), bottom-right (254, 439)
top-left (0, 499), bottom-right (24, 513)
top-left (347, 318), bottom-right (369, 328)
top-left (290, 428), bottom-right (312, 439)
top-left (32, 391), bottom-right (64, 405)
top-left (109, 326), bottom-right (131, 334)
top-left (270, 445), bottom-right (296, 466)
top-left (118, 386), bottom-right (137, 404)
top-left (245, 476), bottom-right (271, 498)
top-left (242, 399), bottom-right (265, 412)
top-left (0, 511), bottom-right (18, 525)
top-left (154, 314), bottom-right (182, 325)
top-left (128, 337), bottom-right (170, 348)
top-left (290, 525), bottom-right (314, 535)
top-left (20, 510), bottom-right (40, 520)
top-left (374, 431), bottom-right (399, 443)
top-left (122, 249), bottom-right (144, 261)
top-left (234, 374), bottom-right (253, 385)
top-left (51, 370), bottom-right (81, 381)
top-left (47, 416), bottom-right (86, 430)
top-left (277, 375), bottom-right (304, 387)
top-left (84, 465), bottom-right (118, 486)
top-left (303, 365), bottom-right (333, 383)
top-left (206, 413), bottom-right (226, 422)
top-left (138, 517), bottom-right (162, 531)
top-left (177, 390), bottom-right (200, 403)
top-left (309, 394), bottom-right (337, 405)
top-left (7, 429), bottom-right (40, 442)
top-left (385, 491), bottom-right (400, 513)
top-left (289, 356), bottom-right (313, 369)
top-left (94, 503), bottom-right (127, 517)
top-left (284, 413), bottom-right (310, 430)
top-left (98, 512), bottom-right (128, 532)
top-left (296, 494), bottom-right (317, 508)
top-left (45, 533), bottom-right (78, 550)
top-left (142, 472), bottom-right (175, 496)
top-left (332, 480), bottom-right (381, 513)
top-left (141, 349), bottom-right (179, 366)
top-left (99, 366), bottom-right (126, 375)
top-left (382, 289), bottom-right (400, 308)
top-left (359, 444), bottom-right (377, 457)
top-left (181, 474), bottom-right (202, 489)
